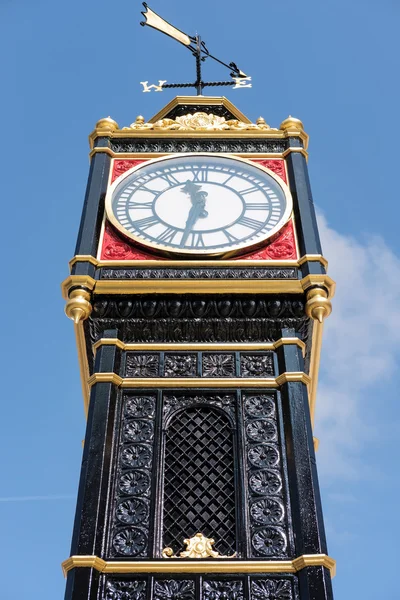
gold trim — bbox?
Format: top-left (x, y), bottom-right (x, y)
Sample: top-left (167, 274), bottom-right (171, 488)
top-left (308, 320), bottom-right (324, 425)
top-left (70, 255), bottom-right (300, 269)
top-left (61, 275), bottom-right (96, 300)
top-left (69, 254), bottom-right (328, 270)
top-left (104, 153), bottom-right (294, 258)
top-left (313, 436), bottom-right (319, 452)
top-left (87, 372), bottom-right (310, 389)
top-left (74, 322), bottom-right (90, 416)
top-left (62, 274), bottom-right (335, 298)
top-left (62, 554), bottom-right (335, 577)
top-left (300, 274), bottom-right (336, 297)
top-left (92, 337), bottom-right (306, 356)
top-left (298, 254), bottom-right (328, 269)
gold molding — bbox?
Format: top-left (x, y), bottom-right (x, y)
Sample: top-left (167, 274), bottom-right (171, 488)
top-left (92, 337), bottom-right (306, 356)
top-left (62, 274), bottom-right (334, 298)
top-left (308, 320), bottom-right (324, 425)
top-left (69, 254), bottom-right (328, 270)
top-left (62, 553), bottom-right (335, 577)
top-left (61, 275), bottom-right (96, 300)
top-left (297, 254), bottom-right (328, 269)
top-left (87, 372), bottom-right (310, 389)
top-left (74, 322), bottom-right (90, 416)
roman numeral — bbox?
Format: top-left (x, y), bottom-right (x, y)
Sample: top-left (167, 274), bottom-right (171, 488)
top-left (222, 229), bottom-right (239, 243)
top-left (139, 185), bottom-right (158, 195)
top-left (158, 226), bottom-right (178, 243)
top-left (160, 171), bottom-right (180, 185)
top-left (237, 216), bottom-right (264, 230)
top-left (241, 185), bottom-right (260, 195)
top-left (131, 216), bottom-right (159, 230)
top-left (192, 169), bottom-right (208, 182)
top-left (244, 203), bottom-right (269, 210)
top-left (190, 232), bottom-right (205, 247)
top-left (128, 200), bottom-right (154, 209)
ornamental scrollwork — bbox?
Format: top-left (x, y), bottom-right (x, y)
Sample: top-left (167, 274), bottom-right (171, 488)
top-left (244, 393), bottom-right (290, 557)
top-left (153, 580), bottom-right (195, 600)
top-left (250, 498), bottom-right (284, 525)
top-left (105, 579), bottom-right (146, 600)
top-left (126, 354), bottom-right (159, 378)
top-left (203, 581), bottom-right (243, 600)
top-left (112, 528), bottom-right (147, 556)
top-left (99, 268), bottom-right (298, 280)
top-left (111, 393), bottom-right (156, 557)
top-left (126, 112), bottom-right (274, 132)
top-left (125, 396), bottom-right (156, 418)
top-left (240, 354), bottom-right (274, 377)
top-left (123, 420), bottom-right (154, 443)
top-left (202, 353), bottom-right (236, 377)
top-left (110, 139), bottom-right (288, 154)
top-left (163, 393), bottom-right (236, 421)
top-left (251, 579), bottom-right (293, 600)
top-left (164, 354), bottom-right (197, 377)
top-left (251, 527), bottom-right (287, 557)
top-left (116, 498), bottom-right (149, 525)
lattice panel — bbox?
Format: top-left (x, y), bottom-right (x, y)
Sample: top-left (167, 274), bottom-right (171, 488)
top-left (163, 406), bottom-right (236, 555)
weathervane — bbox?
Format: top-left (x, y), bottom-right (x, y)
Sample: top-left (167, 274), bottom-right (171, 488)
top-left (140, 3), bottom-right (252, 95)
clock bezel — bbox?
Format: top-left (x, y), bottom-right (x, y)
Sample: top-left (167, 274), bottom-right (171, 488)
top-left (105, 153), bottom-right (293, 258)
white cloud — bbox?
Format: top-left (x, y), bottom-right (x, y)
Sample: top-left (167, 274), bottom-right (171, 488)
top-left (314, 213), bottom-right (400, 479)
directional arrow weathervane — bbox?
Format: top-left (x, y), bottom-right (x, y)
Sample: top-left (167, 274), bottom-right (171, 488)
top-left (140, 3), bottom-right (252, 95)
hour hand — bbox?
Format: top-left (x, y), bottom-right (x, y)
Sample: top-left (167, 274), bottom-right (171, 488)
top-left (180, 180), bottom-right (208, 247)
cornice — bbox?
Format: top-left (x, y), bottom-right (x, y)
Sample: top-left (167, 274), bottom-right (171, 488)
top-left (92, 337), bottom-right (306, 356)
top-left (87, 372), bottom-right (311, 389)
top-left (69, 254), bottom-right (328, 270)
top-left (62, 553), bottom-right (336, 577)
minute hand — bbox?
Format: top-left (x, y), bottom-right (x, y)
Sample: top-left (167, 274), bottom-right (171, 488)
top-left (180, 181), bottom-right (208, 248)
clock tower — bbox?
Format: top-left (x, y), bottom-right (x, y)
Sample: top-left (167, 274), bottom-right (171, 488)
top-left (62, 95), bottom-right (335, 600)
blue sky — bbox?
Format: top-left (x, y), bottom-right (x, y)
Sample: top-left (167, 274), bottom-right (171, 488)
top-left (0, 0), bottom-right (399, 598)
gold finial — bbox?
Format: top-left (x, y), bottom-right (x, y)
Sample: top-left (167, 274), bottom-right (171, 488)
top-left (305, 288), bottom-right (332, 323)
top-left (162, 533), bottom-right (236, 559)
top-left (256, 116), bottom-right (269, 129)
top-left (135, 115), bottom-right (145, 124)
top-left (280, 115), bottom-right (304, 132)
top-left (65, 289), bottom-right (92, 324)
top-left (95, 116), bottom-right (119, 132)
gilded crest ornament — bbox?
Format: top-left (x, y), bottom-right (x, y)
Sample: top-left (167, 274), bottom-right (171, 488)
top-left (126, 112), bottom-right (272, 132)
top-left (162, 532), bottom-right (236, 559)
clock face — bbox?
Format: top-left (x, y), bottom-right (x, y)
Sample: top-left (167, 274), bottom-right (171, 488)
top-left (106, 154), bottom-right (292, 257)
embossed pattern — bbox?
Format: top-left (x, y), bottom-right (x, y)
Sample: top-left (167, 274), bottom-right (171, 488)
top-left (110, 394), bottom-right (156, 557)
top-left (244, 393), bottom-right (288, 557)
top-left (163, 403), bottom-right (236, 555)
top-left (90, 296), bottom-right (308, 345)
top-left (110, 139), bottom-right (288, 154)
top-left (203, 581), bottom-right (244, 600)
top-left (164, 354), bottom-right (197, 377)
top-left (241, 354), bottom-right (274, 377)
top-left (105, 579), bottom-right (146, 600)
top-left (126, 354), bottom-right (159, 377)
top-left (154, 580), bottom-right (195, 600)
top-left (102, 576), bottom-right (297, 600)
top-left (202, 353), bottom-right (236, 377)
top-left (251, 579), bottom-right (293, 600)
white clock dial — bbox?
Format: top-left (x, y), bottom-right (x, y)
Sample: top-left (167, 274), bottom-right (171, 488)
top-left (106, 153), bottom-right (292, 257)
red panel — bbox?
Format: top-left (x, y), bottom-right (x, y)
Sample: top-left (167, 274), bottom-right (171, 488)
top-left (236, 220), bottom-right (297, 261)
top-left (250, 158), bottom-right (287, 183)
top-left (111, 159), bottom-right (147, 184)
top-left (101, 222), bottom-right (166, 260)
top-left (100, 219), bottom-right (297, 261)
